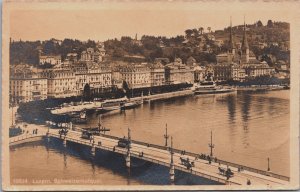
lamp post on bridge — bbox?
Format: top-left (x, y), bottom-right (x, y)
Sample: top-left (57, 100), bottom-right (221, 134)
top-left (164, 123), bottom-right (169, 147)
top-left (208, 130), bottom-right (214, 157)
top-left (126, 127), bottom-right (131, 168)
top-left (267, 157), bottom-right (270, 172)
top-left (169, 136), bottom-right (175, 183)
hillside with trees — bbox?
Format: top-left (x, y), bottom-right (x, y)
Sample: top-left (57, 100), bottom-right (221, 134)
top-left (10, 20), bottom-right (289, 66)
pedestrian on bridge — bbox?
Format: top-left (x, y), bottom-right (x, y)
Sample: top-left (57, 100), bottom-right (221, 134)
top-left (247, 179), bottom-right (251, 185)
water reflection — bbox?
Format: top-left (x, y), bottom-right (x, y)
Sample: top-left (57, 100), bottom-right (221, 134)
top-left (241, 93), bottom-right (252, 124)
top-left (227, 94), bottom-right (236, 123)
top-left (63, 151), bottom-right (67, 169)
top-left (11, 90), bottom-right (289, 183)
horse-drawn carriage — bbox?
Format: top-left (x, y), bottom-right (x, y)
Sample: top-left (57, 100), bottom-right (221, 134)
top-left (81, 129), bottom-right (94, 140)
top-left (218, 167), bottom-right (234, 179)
top-left (180, 157), bottom-right (195, 170)
top-left (58, 128), bottom-right (68, 136)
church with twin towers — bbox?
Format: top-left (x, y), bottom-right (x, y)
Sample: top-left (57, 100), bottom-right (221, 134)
top-left (213, 18), bottom-right (275, 82)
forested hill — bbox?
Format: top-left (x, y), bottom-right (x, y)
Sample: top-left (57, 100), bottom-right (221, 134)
top-left (10, 20), bottom-right (289, 66)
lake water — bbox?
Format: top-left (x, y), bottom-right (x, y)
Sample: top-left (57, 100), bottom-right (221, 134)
top-left (10, 90), bottom-right (290, 185)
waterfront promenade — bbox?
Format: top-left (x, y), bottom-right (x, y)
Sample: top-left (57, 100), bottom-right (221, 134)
top-left (9, 125), bottom-right (289, 187)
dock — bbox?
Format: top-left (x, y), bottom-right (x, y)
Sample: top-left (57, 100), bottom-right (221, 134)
top-left (131, 89), bottom-right (193, 102)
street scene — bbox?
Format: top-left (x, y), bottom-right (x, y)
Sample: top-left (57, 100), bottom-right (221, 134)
top-left (4, 1), bottom-right (296, 190)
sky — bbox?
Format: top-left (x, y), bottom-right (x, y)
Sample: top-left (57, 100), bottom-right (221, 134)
top-left (8, 1), bottom-right (297, 42)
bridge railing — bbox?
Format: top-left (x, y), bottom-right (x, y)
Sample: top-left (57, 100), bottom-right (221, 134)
top-left (130, 152), bottom-right (239, 185)
top-left (54, 130), bottom-right (290, 182)
top-left (172, 149), bottom-right (290, 182)
top-left (216, 159), bottom-right (290, 181)
top-left (9, 133), bottom-right (45, 144)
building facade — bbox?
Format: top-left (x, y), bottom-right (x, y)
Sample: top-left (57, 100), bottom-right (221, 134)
top-left (10, 65), bottom-right (48, 103)
top-left (73, 61), bottom-right (112, 95)
top-left (40, 64), bottom-right (77, 98)
top-left (39, 55), bottom-right (62, 65)
top-left (149, 63), bottom-right (165, 87)
top-left (214, 18), bottom-right (276, 82)
top-left (165, 59), bottom-right (194, 84)
top-left (194, 65), bottom-right (206, 82)
top-left (81, 47), bottom-right (106, 62)
top-left (119, 64), bottom-right (151, 89)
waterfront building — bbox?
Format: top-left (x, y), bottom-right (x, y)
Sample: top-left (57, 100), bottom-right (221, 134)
top-left (39, 54), bottom-right (61, 65)
top-left (149, 62), bottom-right (165, 87)
top-left (231, 64), bottom-right (246, 82)
top-left (111, 67), bottom-right (123, 89)
top-left (73, 61), bottom-right (112, 95)
top-left (242, 62), bottom-right (275, 77)
top-left (205, 65), bottom-right (214, 81)
top-left (165, 58), bottom-right (194, 84)
top-left (213, 64), bottom-right (233, 82)
top-left (194, 65), bottom-right (206, 82)
top-left (119, 64), bottom-right (151, 89)
top-left (41, 64), bottom-right (77, 98)
top-left (10, 65), bottom-right (48, 103)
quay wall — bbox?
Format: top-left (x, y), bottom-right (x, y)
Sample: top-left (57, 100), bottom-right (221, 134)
top-left (131, 89), bottom-right (193, 102)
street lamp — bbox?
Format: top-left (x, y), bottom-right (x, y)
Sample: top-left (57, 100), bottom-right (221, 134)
top-left (208, 130), bottom-right (214, 157)
top-left (164, 123), bottom-right (169, 147)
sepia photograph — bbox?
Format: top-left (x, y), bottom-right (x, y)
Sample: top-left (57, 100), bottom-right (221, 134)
top-left (2, 0), bottom-right (300, 191)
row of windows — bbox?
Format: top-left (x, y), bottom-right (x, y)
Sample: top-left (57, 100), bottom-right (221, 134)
top-left (54, 82), bottom-right (74, 86)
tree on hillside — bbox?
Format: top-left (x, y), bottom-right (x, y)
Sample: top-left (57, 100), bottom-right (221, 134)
top-left (192, 28), bottom-right (200, 38)
top-left (267, 20), bottom-right (273, 28)
top-left (207, 27), bottom-right (211, 33)
top-left (185, 29), bottom-right (193, 39)
top-left (43, 41), bottom-right (58, 55)
top-left (199, 27), bottom-right (204, 35)
top-left (257, 20), bottom-right (263, 27)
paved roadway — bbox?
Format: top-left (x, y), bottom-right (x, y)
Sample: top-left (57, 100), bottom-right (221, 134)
top-left (9, 124), bottom-right (289, 186)
top-left (46, 128), bottom-right (289, 186)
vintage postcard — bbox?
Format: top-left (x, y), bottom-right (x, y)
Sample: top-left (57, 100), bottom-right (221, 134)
top-left (2, 0), bottom-right (300, 191)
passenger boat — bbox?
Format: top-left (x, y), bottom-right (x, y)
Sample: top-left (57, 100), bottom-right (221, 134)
top-left (51, 101), bottom-right (102, 115)
top-left (97, 97), bottom-right (128, 112)
top-left (193, 81), bottom-right (236, 94)
top-left (120, 100), bottom-right (142, 110)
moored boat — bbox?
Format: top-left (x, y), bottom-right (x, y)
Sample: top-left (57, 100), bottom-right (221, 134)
top-left (120, 100), bottom-right (142, 110)
top-left (51, 101), bottom-right (102, 115)
top-left (97, 97), bottom-right (128, 112)
top-left (193, 81), bottom-right (236, 94)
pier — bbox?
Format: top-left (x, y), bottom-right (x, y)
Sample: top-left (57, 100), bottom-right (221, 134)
top-left (9, 126), bottom-right (290, 186)
top-left (130, 89), bottom-right (193, 102)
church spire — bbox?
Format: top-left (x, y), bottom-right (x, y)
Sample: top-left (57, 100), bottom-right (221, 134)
top-left (241, 16), bottom-right (249, 63)
top-left (229, 16), bottom-right (235, 49)
top-left (241, 16), bottom-right (249, 50)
